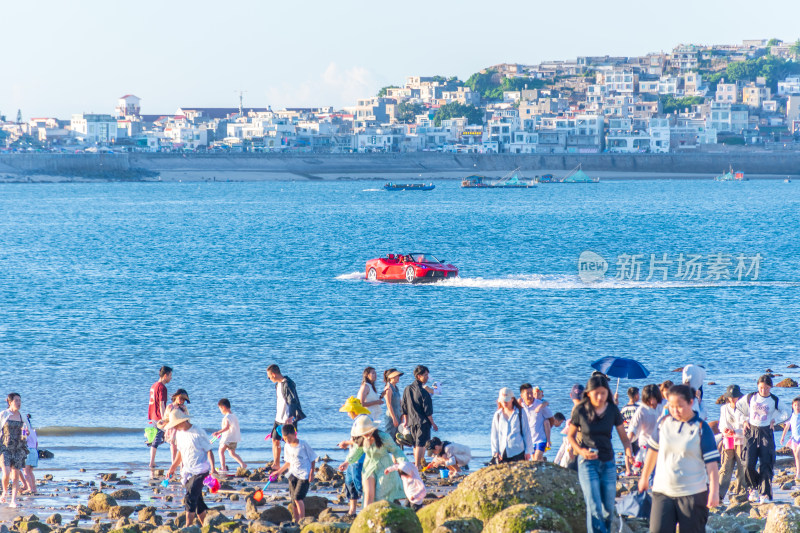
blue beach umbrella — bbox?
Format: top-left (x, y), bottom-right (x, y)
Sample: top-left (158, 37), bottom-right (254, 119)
top-left (591, 356), bottom-right (650, 395)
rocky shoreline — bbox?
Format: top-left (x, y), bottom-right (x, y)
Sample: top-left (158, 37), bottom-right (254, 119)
top-left (3, 458), bottom-right (800, 533)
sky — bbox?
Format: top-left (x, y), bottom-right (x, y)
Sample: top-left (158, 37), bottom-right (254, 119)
top-left (2, 0), bottom-right (800, 119)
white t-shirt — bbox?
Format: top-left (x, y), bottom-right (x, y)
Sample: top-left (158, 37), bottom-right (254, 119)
top-left (276, 380), bottom-right (289, 423)
top-left (175, 425), bottom-right (212, 482)
top-left (220, 413), bottom-right (241, 444)
top-left (283, 439), bottom-right (317, 479)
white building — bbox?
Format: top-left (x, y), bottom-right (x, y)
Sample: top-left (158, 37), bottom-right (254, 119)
top-left (777, 77), bottom-right (800, 96)
top-left (115, 95), bottom-right (141, 118)
top-left (70, 113), bottom-right (119, 143)
top-left (706, 102), bottom-right (748, 133)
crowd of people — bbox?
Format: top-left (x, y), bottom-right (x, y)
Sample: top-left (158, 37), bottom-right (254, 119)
top-left (3, 361), bottom-right (800, 533)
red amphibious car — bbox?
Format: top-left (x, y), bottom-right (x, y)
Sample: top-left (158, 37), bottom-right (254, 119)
top-left (365, 253), bottom-right (459, 283)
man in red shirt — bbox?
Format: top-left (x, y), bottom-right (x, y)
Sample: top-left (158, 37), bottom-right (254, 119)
top-left (147, 366), bottom-right (172, 469)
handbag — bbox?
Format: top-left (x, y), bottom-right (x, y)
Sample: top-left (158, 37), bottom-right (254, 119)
top-left (615, 490), bottom-right (651, 519)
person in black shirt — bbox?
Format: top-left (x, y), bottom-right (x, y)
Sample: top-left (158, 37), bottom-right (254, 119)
top-left (401, 365), bottom-right (438, 469)
top-left (567, 376), bottom-right (633, 533)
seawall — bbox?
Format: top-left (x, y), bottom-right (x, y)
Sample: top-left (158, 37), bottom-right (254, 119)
top-left (1, 152), bottom-right (799, 180)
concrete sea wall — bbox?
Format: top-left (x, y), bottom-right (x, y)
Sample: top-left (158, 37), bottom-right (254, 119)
top-left (1, 152), bottom-right (799, 179)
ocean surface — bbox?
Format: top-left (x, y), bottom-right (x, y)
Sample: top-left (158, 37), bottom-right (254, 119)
top-left (0, 179), bottom-right (798, 473)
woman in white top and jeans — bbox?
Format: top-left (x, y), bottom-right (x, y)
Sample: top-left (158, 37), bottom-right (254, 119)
top-left (357, 367), bottom-right (383, 423)
top-left (490, 388), bottom-right (532, 463)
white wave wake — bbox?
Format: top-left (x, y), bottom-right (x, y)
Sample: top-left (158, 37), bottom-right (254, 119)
top-left (335, 271), bottom-right (365, 281)
top-left (435, 274), bottom-right (798, 290)
top-left (334, 271), bottom-right (797, 289)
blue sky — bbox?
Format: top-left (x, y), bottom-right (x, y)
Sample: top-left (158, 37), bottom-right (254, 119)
top-left (2, 0), bottom-right (799, 119)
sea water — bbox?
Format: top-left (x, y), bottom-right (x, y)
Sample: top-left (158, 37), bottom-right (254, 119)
top-left (0, 179), bottom-right (798, 471)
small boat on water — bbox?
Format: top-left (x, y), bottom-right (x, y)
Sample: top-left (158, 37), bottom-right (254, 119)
top-left (383, 182), bottom-right (435, 191)
top-left (562, 164), bottom-right (600, 183)
top-left (537, 165), bottom-right (600, 183)
top-left (714, 166), bottom-right (746, 182)
top-left (461, 168), bottom-right (537, 188)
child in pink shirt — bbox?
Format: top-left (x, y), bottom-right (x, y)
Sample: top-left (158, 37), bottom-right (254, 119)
top-left (384, 460), bottom-right (426, 508)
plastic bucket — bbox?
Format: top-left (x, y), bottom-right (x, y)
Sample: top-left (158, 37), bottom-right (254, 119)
top-left (439, 469), bottom-right (449, 479)
top-left (724, 436), bottom-right (735, 450)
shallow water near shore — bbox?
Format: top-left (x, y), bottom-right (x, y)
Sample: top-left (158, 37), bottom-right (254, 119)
top-left (0, 179), bottom-right (799, 475)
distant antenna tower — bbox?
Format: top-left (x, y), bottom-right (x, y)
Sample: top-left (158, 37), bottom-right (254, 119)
top-left (235, 89), bottom-right (247, 115)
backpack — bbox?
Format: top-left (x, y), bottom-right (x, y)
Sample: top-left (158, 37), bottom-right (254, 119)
top-left (745, 391), bottom-right (779, 421)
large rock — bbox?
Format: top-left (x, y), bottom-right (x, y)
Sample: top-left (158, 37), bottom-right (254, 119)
top-left (259, 506), bottom-right (292, 525)
top-left (483, 504), bottom-right (572, 533)
top-left (203, 512), bottom-right (230, 528)
top-left (108, 507), bottom-right (135, 519)
top-left (299, 525), bottom-right (350, 533)
top-left (316, 464), bottom-right (336, 482)
top-left (17, 522), bottom-right (52, 533)
top-left (431, 518), bottom-right (483, 533)
top-left (110, 489), bottom-right (141, 501)
top-left (765, 505), bottom-right (800, 533)
top-left (88, 493), bottom-right (118, 513)
top-left (246, 521), bottom-right (279, 533)
top-left (303, 497), bottom-right (329, 519)
top-left (417, 462), bottom-right (585, 533)
top-left (45, 515), bottom-right (62, 526)
top-left (351, 500), bottom-right (423, 533)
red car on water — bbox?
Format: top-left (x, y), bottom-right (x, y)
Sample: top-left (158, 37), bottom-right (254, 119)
top-left (365, 253), bottom-right (459, 283)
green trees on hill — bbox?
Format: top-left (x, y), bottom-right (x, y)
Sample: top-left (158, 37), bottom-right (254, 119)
top-left (660, 95), bottom-right (705, 114)
top-left (723, 56), bottom-right (800, 90)
top-left (433, 102), bottom-right (484, 126)
top-left (465, 69), bottom-right (546, 101)
top-left (395, 102), bottom-right (425, 123)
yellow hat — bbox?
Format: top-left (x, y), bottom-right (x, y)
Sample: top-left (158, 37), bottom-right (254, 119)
top-left (339, 396), bottom-right (371, 415)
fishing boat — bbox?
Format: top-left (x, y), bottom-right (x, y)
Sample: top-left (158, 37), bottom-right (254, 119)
top-left (561, 164), bottom-right (600, 183)
top-left (461, 168), bottom-right (537, 188)
top-left (538, 174), bottom-right (559, 183)
top-left (383, 182), bottom-right (435, 191)
top-left (714, 166), bottom-right (746, 182)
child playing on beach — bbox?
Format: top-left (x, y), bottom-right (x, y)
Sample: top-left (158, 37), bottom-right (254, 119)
top-left (384, 459), bottom-right (426, 509)
top-left (337, 396), bottom-right (370, 516)
top-left (425, 437), bottom-right (472, 474)
top-left (212, 398), bottom-right (246, 472)
top-left (161, 389), bottom-right (190, 464)
top-left (273, 424), bottom-right (316, 523)
top-left (165, 409), bottom-right (217, 527)
top-left (780, 397), bottom-right (800, 482)
top-left (621, 387), bottom-right (640, 476)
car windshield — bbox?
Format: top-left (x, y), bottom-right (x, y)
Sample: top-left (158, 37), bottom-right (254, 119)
top-left (408, 253), bottom-right (441, 263)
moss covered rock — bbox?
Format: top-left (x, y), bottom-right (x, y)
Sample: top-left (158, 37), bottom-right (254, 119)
top-left (17, 521), bottom-right (52, 533)
top-left (351, 500), bottom-right (423, 533)
top-left (299, 524), bottom-right (351, 533)
top-left (483, 504), bottom-right (571, 533)
top-left (431, 517), bottom-right (483, 533)
top-left (88, 493), bottom-right (118, 513)
top-left (417, 462), bottom-right (585, 533)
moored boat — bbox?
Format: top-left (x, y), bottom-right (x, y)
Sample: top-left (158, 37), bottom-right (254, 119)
top-left (461, 168), bottom-right (537, 188)
top-left (383, 182), bottom-right (435, 191)
top-left (714, 166), bottom-right (746, 181)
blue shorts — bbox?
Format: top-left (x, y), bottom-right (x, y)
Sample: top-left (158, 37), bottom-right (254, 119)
top-left (533, 442), bottom-right (547, 452)
top-left (27, 448), bottom-right (38, 468)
